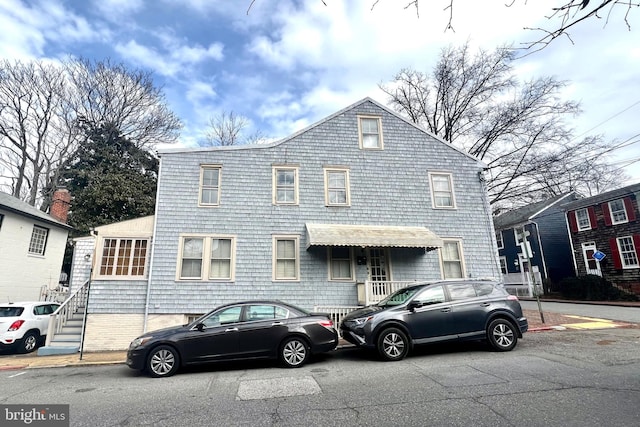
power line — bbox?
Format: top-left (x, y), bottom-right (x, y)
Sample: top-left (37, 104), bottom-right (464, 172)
top-left (571, 99), bottom-right (640, 142)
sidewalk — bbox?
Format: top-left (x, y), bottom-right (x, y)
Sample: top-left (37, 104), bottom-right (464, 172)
top-left (1, 305), bottom-right (636, 372)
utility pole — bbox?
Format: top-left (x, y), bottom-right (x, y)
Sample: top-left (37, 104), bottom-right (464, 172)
top-left (520, 224), bottom-right (545, 324)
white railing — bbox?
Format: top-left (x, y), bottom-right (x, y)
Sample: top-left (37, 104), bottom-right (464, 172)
top-left (40, 285), bottom-right (69, 303)
top-left (358, 280), bottom-right (418, 306)
top-left (313, 305), bottom-right (361, 330)
top-left (45, 280), bottom-right (89, 346)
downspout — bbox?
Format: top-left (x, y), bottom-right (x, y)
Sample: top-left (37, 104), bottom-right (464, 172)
top-left (478, 169), bottom-right (501, 279)
top-left (143, 155), bottom-right (163, 333)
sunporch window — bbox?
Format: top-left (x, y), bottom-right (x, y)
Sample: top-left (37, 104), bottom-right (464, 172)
top-left (99, 238), bottom-right (149, 277)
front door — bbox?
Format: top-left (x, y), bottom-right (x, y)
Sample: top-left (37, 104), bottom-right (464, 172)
top-left (367, 248), bottom-right (390, 296)
top-left (582, 242), bottom-right (602, 276)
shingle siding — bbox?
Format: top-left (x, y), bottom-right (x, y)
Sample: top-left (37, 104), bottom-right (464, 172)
top-left (140, 99), bottom-right (499, 313)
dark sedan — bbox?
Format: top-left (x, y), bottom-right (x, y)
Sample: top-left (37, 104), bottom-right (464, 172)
top-left (127, 301), bottom-right (338, 377)
top-left (340, 280), bottom-right (528, 361)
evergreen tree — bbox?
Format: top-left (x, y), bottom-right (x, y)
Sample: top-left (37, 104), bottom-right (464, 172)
top-left (60, 122), bottom-right (158, 236)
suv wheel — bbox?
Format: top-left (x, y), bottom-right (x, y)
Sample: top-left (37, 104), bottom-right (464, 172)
top-left (487, 319), bottom-right (517, 351)
top-left (377, 328), bottom-right (409, 361)
top-left (20, 332), bottom-right (39, 353)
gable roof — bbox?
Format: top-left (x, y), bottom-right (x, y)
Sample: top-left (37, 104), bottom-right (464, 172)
top-left (493, 193), bottom-right (576, 229)
top-left (158, 98), bottom-right (485, 166)
top-left (0, 192), bottom-right (72, 230)
top-left (561, 182), bottom-right (640, 211)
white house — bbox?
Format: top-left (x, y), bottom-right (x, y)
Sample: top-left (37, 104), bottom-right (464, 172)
top-left (0, 190), bottom-right (72, 301)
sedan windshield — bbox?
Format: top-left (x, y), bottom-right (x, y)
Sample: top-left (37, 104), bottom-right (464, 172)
top-left (377, 286), bottom-right (422, 307)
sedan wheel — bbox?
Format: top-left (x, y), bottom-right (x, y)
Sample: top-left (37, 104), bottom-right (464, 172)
top-left (147, 345), bottom-right (180, 378)
top-left (20, 332), bottom-right (39, 354)
top-left (487, 319), bottom-right (517, 351)
top-left (280, 337), bottom-right (309, 368)
top-left (377, 328), bottom-right (409, 361)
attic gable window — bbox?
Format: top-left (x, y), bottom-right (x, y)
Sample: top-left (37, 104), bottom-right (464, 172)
top-left (429, 172), bottom-right (456, 209)
top-left (358, 116), bottom-right (383, 149)
top-left (199, 165), bottom-right (221, 206)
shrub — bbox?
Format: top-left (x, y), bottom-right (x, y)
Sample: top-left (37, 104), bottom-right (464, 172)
top-left (557, 275), bottom-right (639, 301)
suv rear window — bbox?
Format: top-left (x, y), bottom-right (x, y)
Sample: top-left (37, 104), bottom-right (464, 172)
top-left (474, 282), bottom-right (496, 296)
top-left (0, 307), bottom-right (24, 317)
top-left (446, 283), bottom-right (478, 300)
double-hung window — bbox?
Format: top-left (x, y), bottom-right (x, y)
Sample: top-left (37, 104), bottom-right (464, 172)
top-left (429, 172), bottom-right (456, 209)
top-left (28, 225), bottom-right (49, 256)
top-left (617, 236), bottom-right (639, 268)
top-left (178, 235), bottom-right (236, 280)
top-left (440, 239), bottom-right (465, 279)
top-left (495, 231), bottom-right (503, 249)
top-left (609, 199), bottom-right (628, 224)
top-left (575, 208), bottom-right (591, 230)
top-left (273, 166), bottom-right (299, 205)
top-left (329, 247), bottom-right (354, 281)
top-left (199, 165), bottom-right (221, 206)
top-left (99, 238), bottom-right (149, 277)
top-left (358, 116), bottom-right (383, 149)
top-left (324, 168), bottom-right (350, 206)
top-left (273, 236), bottom-right (299, 281)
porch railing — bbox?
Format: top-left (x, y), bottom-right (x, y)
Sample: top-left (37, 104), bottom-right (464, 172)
top-left (358, 280), bottom-right (418, 306)
top-left (313, 305), bottom-right (361, 331)
top-left (45, 280), bottom-right (90, 347)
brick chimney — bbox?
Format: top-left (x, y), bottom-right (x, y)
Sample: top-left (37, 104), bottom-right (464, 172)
top-left (50, 188), bottom-right (71, 224)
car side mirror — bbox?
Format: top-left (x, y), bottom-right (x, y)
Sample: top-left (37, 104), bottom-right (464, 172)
top-left (196, 323), bottom-right (205, 332)
top-left (408, 301), bottom-right (422, 312)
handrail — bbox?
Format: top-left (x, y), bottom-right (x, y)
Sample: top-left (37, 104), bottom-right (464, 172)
top-left (45, 280), bottom-right (90, 347)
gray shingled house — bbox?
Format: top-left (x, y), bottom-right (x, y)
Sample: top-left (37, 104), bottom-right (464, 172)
top-left (81, 98), bottom-right (501, 351)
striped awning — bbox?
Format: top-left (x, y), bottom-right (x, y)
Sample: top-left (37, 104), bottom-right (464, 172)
top-left (305, 223), bottom-right (443, 249)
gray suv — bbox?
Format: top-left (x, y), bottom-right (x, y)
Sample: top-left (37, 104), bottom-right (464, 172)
top-left (340, 280), bottom-right (528, 361)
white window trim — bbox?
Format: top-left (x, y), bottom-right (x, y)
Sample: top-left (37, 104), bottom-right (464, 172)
top-left (499, 256), bottom-right (507, 274)
top-left (28, 225), bottom-right (49, 256)
top-left (609, 199), bottom-right (629, 225)
top-left (176, 234), bottom-right (236, 281)
top-left (272, 235), bottom-right (300, 282)
top-left (496, 231), bottom-right (504, 249)
top-left (438, 238), bottom-right (466, 280)
top-left (357, 115), bottom-right (384, 150)
top-left (576, 208), bottom-right (592, 231)
top-left (199, 165), bottom-right (222, 207)
top-left (324, 167), bottom-right (351, 207)
top-left (428, 172), bottom-right (457, 209)
top-left (616, 236), bottom-right (639, 269)
top-left (272, 166), bottom-right (299, 205)
top-left (96, 237), bottom-right (150, 279)
top-left (328, 247), bottom-right (356, 282)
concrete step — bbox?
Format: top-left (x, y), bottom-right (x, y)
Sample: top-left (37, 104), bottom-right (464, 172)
top-left (38, 345), bottom-right (79, 356)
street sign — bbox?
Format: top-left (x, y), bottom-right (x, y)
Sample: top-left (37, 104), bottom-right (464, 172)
top-left (592, 251), bottom-right (606, 262)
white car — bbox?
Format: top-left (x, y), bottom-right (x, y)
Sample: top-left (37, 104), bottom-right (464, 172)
top-left (0, 302), bottom-right (60, 353)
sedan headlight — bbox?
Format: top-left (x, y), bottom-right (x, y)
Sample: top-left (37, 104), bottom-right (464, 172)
top-left (129, 336), bottom-right (153, 349)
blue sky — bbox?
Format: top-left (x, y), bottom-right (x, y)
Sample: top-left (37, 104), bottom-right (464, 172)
top-left (1, 0), bottom-right (639, 182)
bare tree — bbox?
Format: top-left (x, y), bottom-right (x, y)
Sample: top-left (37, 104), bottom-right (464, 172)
top-left (203, 111), bottom-right (267, 146)
top-left (380, 43), bottom-right (627, 212)
top-left (0, 60), bottom-right (67, 205)
top-left (0, 58), bottom-right (182, 209)
top-left (63, 58), bottom-right (182, 149)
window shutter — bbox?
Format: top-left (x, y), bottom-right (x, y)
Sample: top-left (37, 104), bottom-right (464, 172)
top-left (634, 235), bottom-right (640, 256)
top-left (602, 203), bottom-right (612, 226)
top-left (609, 238), bottom-right (622, 269)
top-left (624, 197), bottom-right (637, 222)
top-left (588, 207), bottom-right (598, 230)
top-left (568, 211), bottom-right (578, 233)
